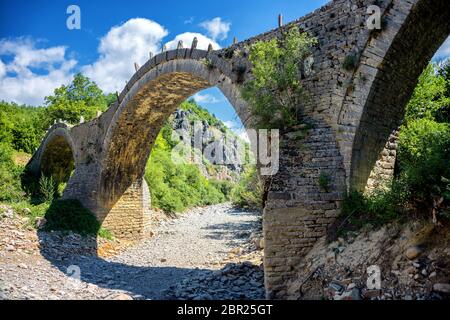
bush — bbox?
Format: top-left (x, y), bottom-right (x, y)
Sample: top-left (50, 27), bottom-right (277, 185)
top-left (44, 199), bottom-right (102, 236)
top-left (343, 53), bottom-right (359, 71)
top-left (339, 185), bottom-right (407, 233)
top-left (231, 166), bottom-right (263, 209)
top-left (398, 118), bottom-right (450, 203)
top-left (10, 201), bottom-right (50, 228)
top-left (242, 27), bottom-right (317, 129)
top-left (0, 142), bottom-right (25, 202)
top-left (404, 63), bottom-right (450, 123)
top-left (39, 175), bottom-right (57, 203)
top-left (144, 134), bottom-right (230, 213)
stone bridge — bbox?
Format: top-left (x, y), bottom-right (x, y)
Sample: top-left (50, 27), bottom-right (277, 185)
top-left (26, 0), bottom-right (450, 299)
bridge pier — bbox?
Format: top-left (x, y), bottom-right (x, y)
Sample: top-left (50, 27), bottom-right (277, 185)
top-left (100, 178), bottom-right (152, 241)
top-left (263, 122), bottom-right (346, 299)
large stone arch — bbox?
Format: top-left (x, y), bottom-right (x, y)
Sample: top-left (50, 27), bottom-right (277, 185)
top-left (97, 50), bottom-right (251, 216)
top-left (347, 0), bottom-right (450, 191)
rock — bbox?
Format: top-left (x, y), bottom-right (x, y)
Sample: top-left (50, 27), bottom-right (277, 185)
top-left (405, 246), bottom-right (423, 260)
top-left (362, 289), bottom-right (381, 299)
top-left (35, 217), bottom-right (47, 230)
top-left (107, 293), bottom-right (134, 300)
top-left (428, 271), bottom-right (437, 279)
top-left (326, 251), bottom-right (336, 263)
top-left (405, 266), bottom-right (416, 274)
top-left (259, 238), bottom-right (265, 250)
top-left (432, 283), bottom-right (450, 294)
top-left (335, 288), bottom-right (361, 301)
top-left (327, 282), bottom-right (344, 297)
top-left (3, 209), bottom-right (14, 218)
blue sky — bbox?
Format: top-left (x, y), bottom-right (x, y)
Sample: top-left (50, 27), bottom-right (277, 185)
top-left (0, 0), bottom-right (449, 136)
top-left (0, 0), bottom-right (329, 136)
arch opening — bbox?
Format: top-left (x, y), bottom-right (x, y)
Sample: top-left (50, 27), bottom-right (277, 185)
top-left (40, 135), bottom-right (75, 193)
top-left (144, 86), bottom-right (259, 214)
top-left (99, 57), bottom-right (252, 215)
top-left (350, 0), bottom-right (450, 191)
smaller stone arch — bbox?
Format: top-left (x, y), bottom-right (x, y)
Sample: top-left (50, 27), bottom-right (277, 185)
top-left (27, 124), bottom-right (77, 190)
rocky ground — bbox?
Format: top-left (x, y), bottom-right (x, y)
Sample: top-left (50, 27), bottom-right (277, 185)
top-left (285, 220), bottom-right (450, 300)
top-left (2, 202), bottom-right (449, 301)
top-left (0, 203), bottom-right (265, 300)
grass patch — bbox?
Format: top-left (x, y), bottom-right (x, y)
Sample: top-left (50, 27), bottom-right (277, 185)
top-left (44, 199), bottom-right (112, 238)
top-left (327, 189), bottom-right (407, 241)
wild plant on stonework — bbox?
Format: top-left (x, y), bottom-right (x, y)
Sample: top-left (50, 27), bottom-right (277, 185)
top-left (242, 27), bottom-right (317, 130)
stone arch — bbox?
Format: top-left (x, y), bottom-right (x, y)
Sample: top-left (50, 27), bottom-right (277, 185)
top-left (28, 124), bottom-right (77, 186)
top-left (98, 49), bottom-right (251, 215)
top-left (349, 0), bottom-right (450, 191)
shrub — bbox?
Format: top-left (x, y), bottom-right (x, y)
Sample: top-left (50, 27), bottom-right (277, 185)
top-left (339, 186), bottom-right (406, 233)
top-left (404, 63), bottom-right (450, 123)
top-left (318, 172), bottom-right (331, 192)
top-left (343, 53), bottom-right (359, 71)
top-left (242, 27), bottom-right (317, 130)
top-left (397, 118), bottom-right (450, 203)
top-left (44, 199), bottom-right (102, 236)
top-left (39, 175), bottom-right (57, 203)
top-left (144, 135), bottom-right (230, 213)
top-left (0, 142), bottom-right (25, 202)
top-left (231, 166), bottom-right (263, 209)
top-left (10, 201), bottom-right (50, 228)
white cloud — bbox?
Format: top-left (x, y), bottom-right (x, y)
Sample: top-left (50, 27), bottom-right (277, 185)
top-left (223, 120), bottom-right (236, 129)
top-left (193, 92), bottom-right (221, 104)
top-left (184, 17), bottom-right (195, 25)
top-left (0, 38), bottom-right (76, 105)
top-left (0, 18), bottom-right (226, 105)
top-left (82, 18), bottom-right (168, 93)
top-left (164, 32), bottom-right (220, 51)
top-left (199, 17), bottom-right (231, 41)
top-left (0, 59), bottom-right (6, 78)
top-left (434, 36), bottom-right (450, 61)
top-left (223, 120), bottom-right (249, 143)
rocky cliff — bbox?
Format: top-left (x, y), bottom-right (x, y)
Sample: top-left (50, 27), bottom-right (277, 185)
top-left (170, 106), bottom-right (248, 182)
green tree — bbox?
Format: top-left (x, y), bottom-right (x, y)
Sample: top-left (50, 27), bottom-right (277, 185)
top-left (0, 102), bottom-right (46, 153)
top-left (405, 63), bottom-right (450, 123)
top-left (44, 73), bottom-right (109, 126)
top-left (231, 165), bottom-right (263, 209)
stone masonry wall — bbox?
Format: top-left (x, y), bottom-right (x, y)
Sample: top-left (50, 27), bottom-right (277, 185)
top-left (365, 129), bottom-right (399, 194)
top-left (101, 179), bottom-right (148, 240)
top-left (263, 119), bottom-right (346, 299)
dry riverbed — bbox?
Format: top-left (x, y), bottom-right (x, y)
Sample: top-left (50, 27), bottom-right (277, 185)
top-left (0, 203), bottom-right (265, 300)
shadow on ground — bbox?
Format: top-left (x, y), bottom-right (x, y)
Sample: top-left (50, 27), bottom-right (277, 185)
top-left (36, 210), bottom-right (263, 300)
top-left (202, 210), bottom-right (262, 246)
top-left (37, 231), bottom-right (216, 299)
